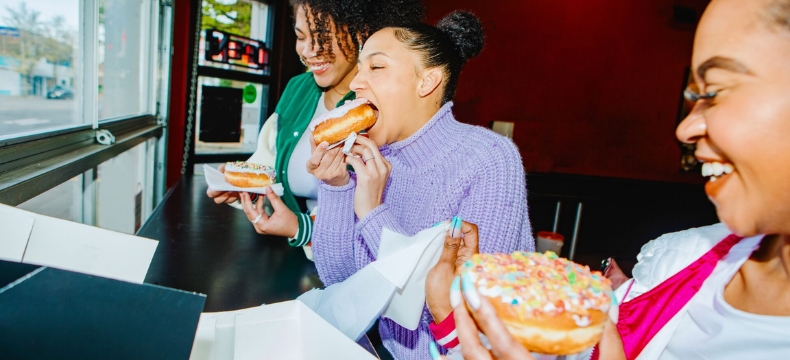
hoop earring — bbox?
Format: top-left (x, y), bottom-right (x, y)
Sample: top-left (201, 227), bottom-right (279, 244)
top-left (299, 57), bottom-right (308, 67)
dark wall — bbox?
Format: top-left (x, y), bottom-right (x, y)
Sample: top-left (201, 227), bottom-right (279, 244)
top-left (424, 0), bottom-right (709, 184)
top-left (526, 173), bottom-right (718, 272)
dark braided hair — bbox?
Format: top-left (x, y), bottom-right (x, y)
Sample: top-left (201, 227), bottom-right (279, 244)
top-left (392, 11), bottom-right (485, 104)
top-left (290, 0), bottom-right (425, 61)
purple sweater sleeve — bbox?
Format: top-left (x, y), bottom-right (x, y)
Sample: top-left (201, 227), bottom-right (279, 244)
top-left (356, 203), bottom-right (409, 257)
top-left (457, 137), bottom-right (535, 254)
top-left (312, 177), bottom-right (359, 286)
top-left (313, 177), bottom-right (411, 286)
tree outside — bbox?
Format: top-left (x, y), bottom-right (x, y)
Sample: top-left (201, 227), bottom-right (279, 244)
top-left (1, 2), bottom-right (77, 96)
top-left (202, 0), bottom-right (252, 37)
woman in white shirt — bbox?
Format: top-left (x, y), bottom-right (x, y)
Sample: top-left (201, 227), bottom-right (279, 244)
top-left (439, 0), bottom-right (790, 359)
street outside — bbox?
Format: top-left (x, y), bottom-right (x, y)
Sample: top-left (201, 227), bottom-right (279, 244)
top-left (0, 95), bottom-right (81, 137)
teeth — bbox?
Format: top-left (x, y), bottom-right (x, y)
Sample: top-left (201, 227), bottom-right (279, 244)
top-left (712, 162), bottom-right (724, 176)
top-left (710, 175), bottom-right (718, 182)
top-left (701, 161), bottom-right (734, 179)
top-left (702, 163), bottom-right (712, 177)
top-left (310, 62), bottom-right (329, 71)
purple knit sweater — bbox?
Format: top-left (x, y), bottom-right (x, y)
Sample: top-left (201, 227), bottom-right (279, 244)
top-left (313, 102), bottom-right (534, 360)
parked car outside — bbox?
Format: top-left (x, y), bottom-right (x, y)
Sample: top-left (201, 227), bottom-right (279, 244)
top-left (46, 86), bottom-right (74, 99)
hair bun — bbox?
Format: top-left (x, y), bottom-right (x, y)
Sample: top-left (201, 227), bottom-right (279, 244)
top-left (436, 11), bottom-right (485, 62)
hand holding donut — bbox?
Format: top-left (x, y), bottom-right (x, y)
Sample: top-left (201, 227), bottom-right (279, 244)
top-left (306, 136), bottom-right (350, 187)
top-left (239, 187), bottom-right (299, 238)
top-left (443, 295), bottom-right (625, 360)
top-left (430, 246), bottom-right (626, 359)
top-left (345, 136), bottom-right (391, 219)
top-left (206, 164), bottom-right (240, 204)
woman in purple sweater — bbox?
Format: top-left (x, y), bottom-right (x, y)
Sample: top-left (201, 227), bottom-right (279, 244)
top-left (307, 11), bottom-right (534, 360)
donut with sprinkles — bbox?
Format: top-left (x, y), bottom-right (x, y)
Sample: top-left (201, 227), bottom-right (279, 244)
top-left (224, 161), bottom-right (276, 188)
top-left (461, 251), bottom-right (613, 355)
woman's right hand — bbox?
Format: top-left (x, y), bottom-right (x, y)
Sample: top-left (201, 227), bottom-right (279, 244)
top-left (306, 137), bottom-right (350, 187)
top-left (206, 163), bottom-right (240, 204)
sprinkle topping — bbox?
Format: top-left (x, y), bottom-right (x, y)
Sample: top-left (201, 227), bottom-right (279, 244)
top-left (462, 251), bottom-right (612, 319)
top-left (225, 161), bottom-right (276, 178)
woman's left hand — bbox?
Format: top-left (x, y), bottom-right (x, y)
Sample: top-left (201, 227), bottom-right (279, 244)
top-left (239, 187), bottom-right (299, 238)
top-left (426, 219), bottom-right (480, 324)
top-left (345, 136), bottom-right (391, 219)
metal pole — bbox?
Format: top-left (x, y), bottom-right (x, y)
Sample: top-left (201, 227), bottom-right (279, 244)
top-left (552, 200), bottom-right (562, 233)
top-left (569, 202), bottom-right (583, 261)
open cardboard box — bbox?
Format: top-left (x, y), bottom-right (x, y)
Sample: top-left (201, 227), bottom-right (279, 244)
top-left (0, 204), bottom-right (206, 358)
top-left (190, 300), bottom-right (377, 360)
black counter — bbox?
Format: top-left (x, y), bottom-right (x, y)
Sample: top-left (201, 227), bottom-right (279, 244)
top-left (138, 174), bottom-right (378, 357)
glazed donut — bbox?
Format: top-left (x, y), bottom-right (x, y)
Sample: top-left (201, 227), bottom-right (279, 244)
top-left (461, 251), bottom-right (613, 355)
top-left (311, 98), bottom-right (377, 145)
top-left (223, 161), bottom-right (276, 188)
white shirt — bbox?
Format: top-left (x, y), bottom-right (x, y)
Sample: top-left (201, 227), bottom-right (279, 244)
top-left (660, 237), bottom-right (790, 360)
top-left (285, 92), bottom-right (328, 209)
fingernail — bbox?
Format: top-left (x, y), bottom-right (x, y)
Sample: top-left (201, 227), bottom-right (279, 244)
top-left (448, 216), bottom-right (462, 238)
top-left (462, 272), bottom-right (481, 310)
top-left (432, 221), bottom-right (442, 228)
top-left (610, 290), bottom-right (619, 306)
top-left (429, 341), bottom-right (441, 360)
top-left (450, 275), bottom-right (462, 308)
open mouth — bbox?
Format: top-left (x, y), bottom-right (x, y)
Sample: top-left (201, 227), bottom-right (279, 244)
top-left (367, 102), bottom-right (379, 119)
top-left (701, 160), bottom-right (735, 198)
top-left (308, 61), bottom-right (329, 73)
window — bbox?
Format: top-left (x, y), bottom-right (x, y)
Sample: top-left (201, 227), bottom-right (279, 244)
top-left (2, 0), bottom-right (172, 234)
top-left (96, 139), bottom-right (156, 234)
top-left (0, 0), bottom-right (82, 137)
top-left (17, 174), bottom-right (85, 223)
top-left (98, 0), bottom-right (153, 120)
top-left (15, 139), bottom-right (158, 234)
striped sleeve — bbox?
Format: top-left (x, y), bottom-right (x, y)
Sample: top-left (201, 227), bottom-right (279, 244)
top-left (429, 311), bottom-right (460, 349)
top-left (288, 212), bottom-right (313, 247)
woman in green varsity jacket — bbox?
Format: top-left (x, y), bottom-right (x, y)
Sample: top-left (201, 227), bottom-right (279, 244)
top-left (207, 0), bottom-right (425, 247)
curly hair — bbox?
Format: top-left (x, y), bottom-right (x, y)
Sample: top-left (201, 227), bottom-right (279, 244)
top-left (393, 11), bottom-right (485, 104)
top-left (290, 0), bottom-right (425, 61)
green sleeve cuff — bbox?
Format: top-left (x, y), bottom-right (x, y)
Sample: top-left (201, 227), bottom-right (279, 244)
top-left (288, 212), bottom-right (313, 247)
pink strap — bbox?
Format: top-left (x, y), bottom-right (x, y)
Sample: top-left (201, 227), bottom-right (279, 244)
top-left (593, 234), bottom-right (742, 360)
top-left (622, 278), bottom-right (635, 300)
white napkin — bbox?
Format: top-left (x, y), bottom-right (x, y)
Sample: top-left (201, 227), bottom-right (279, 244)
top-left (298, 223), bottom-right (449, 340)
top-left (203, 164), bottom-right (284, 195)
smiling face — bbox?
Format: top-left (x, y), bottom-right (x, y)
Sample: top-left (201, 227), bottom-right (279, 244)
top-left (350, 28), bottom-right (445, 145)
top-left (676, 0), bottom-right (790, 236)
top-left (293, 5), bottom-right (357, 88)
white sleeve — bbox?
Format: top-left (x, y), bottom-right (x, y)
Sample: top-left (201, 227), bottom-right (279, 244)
top-left (247, 112), bottom-right (278, 167)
